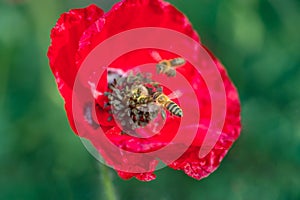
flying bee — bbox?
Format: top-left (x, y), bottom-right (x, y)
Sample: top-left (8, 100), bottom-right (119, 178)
top-left (156, 58), bottom-right (186, 77)
top-left (152, 92), bottom-right (183, 117)
top-left (151, 51), bottom-right (186, 77)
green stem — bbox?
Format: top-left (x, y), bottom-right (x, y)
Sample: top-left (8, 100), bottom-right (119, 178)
top-left (99, 164), bottom-right (118, 200)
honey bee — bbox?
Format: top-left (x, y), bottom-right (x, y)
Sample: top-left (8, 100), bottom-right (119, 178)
top-left (152, 92), bottom-right (183, 117)
top-left (151, 51), bottom-right (186, 77)
top-left (130, 83), bottom-right (183, 118)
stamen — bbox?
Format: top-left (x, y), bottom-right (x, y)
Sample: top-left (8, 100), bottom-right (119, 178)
top-left (105, 72), bottom-right (162, 133)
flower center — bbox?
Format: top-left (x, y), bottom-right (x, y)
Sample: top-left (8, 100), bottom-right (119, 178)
top-left (105, 72), bottom-right (163, 134)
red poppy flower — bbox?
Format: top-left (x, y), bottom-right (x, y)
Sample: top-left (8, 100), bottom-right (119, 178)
top-left (48, 0), bottom-right (241, 182)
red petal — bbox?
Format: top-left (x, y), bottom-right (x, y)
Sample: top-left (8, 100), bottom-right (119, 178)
top-left (47, 5), bottom-right (104, 133)
top-left (76, 0), bottom-right (199, 68)
top-left (117, 170), bottom-right (156, 182)
top-left (48, 5), bottom-right (103, 87)
top-left (169, 49), bottom-right (241, 180)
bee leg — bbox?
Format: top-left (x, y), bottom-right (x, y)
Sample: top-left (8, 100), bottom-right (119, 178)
top-left (167, 69), bottom-right (176, 77)
top-left (156, 64), bottom-right (164, 74)
top-left (161, 109), bottom-right (166, 120)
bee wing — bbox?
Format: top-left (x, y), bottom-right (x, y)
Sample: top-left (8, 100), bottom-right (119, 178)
top-left (167, 90), bottom-right (183, 99)
top-left (151, 51), bottom-right (162, 62)
top-left (170, 58), bottom-right (186, 68)
top-left (165, 68), bottom-right (176, 77)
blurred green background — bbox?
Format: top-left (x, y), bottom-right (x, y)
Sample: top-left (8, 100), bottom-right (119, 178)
top-left (0, 0), bottom-right (299, 199)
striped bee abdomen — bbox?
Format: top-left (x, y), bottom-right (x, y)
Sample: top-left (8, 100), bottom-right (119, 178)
top-left (165, 101), bottom-right (183, 117)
